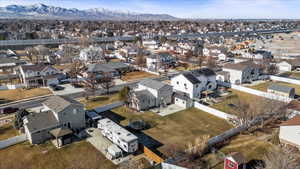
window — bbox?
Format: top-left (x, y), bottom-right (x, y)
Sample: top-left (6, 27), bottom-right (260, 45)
top-left (177, 81), bottom-right (179, 85)
top-left (228, 161), bottom-right (235, 168)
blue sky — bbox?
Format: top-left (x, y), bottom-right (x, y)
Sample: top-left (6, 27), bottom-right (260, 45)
top-left (0, 0), bottom-right (300, 19)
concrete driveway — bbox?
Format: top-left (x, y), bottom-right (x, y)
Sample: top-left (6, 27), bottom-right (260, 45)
top-left (151, 104), bottom-right (186, 116)
top-left (51, 84), bottom-right (85, 95)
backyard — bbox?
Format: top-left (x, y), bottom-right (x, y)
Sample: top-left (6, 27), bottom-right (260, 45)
top-left (0, 122), bottom-right (18, 140)
top-left (111, 106), bottom-right (233, 155)
top-left (0, 141), bottom-right (117, 169)
top-left (121, 71), bottom-right (158, 82)
top-left (0, 88), bottom-right (52, 103)
top-left (249, 80), bottom-right (300, 95)
top-left (211, 89), bottom-right (264, 116)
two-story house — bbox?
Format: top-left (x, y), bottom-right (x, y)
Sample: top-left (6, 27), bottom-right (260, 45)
top-left (222, 61), bottom-right (261, 84)
top-left (171, 68), bottom-right (217, 99)
top-left (128, 79), bottom-right (173, 111)
top-left (146, 53), bottom-right (176, 71)
top-left (23, 96), bottom-right (86, 145)
top-left (79, 46), bottom-right (104, 62)
top-left (19, 64), bottom-right (61, 87)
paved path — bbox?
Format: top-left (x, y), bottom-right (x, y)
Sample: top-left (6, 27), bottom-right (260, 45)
top-left (0, 134), bottom-right (27, 150)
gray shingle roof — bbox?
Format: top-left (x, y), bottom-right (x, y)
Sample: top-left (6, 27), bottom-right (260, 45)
top-left (25, 111), bottom-right (59, 133)
top-left (182, 73), bottom-right (201, 84)
top-left (191, 68), bottom-right (216, 77)
top-left (43, 96), bottom-right (83, 114)
top-left (139, 79), bottom-right (170, 90)
top-left (134, 90), bottom-right (155, 101)
top-left (268, 84), bottom-right (295, 94)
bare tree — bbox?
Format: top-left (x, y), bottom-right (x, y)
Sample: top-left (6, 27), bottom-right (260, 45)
top-left (85, 74), bottom-right (100, 99)
top-left (134, 48), bottom-right (145, 66)
top-left (99, 72), bottom-right (115, 95)
top-left (25, 47), bottom-right (38, 63)
top-left (69, 61), bottom-right (84, 83)
top-left (262, 150), bottom-right (300, 169)
top-left (206, 56), bottom-right (217, 70)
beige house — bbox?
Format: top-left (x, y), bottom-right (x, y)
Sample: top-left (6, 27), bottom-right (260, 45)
top-left (23, 96), bottom-right (86, 145)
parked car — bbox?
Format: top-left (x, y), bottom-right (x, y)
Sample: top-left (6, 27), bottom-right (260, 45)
top-left (0, 107), bottom-right (19, 114)
top-left (50, 84), bottom-right (65, 91)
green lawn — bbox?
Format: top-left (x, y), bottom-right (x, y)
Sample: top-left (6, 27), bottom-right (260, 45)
top-left (111, 107), bottom-right (233, 155)
top-left (211, 89), bottom-right (263, 116)
top-left (249, 81), bottom-right (300, 95)
top-left (0, 141), bottom-right (116, 169)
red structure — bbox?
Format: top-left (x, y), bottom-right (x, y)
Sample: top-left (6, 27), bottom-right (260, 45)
top-left (224, 152), bottom-right (246, 169)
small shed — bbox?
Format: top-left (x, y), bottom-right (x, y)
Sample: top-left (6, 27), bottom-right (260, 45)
top-left (224, 152), bottom-right (246, 169)
top-left (107, 144), bottom-right (122, 159)
top-left (267, 84), bottom-right (295, 98)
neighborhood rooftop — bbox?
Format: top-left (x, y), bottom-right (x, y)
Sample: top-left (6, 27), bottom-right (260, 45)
top-left (139, 79), bottom-right (170, 90)
top-left (43, 95), bottom-right (83, 114)
top-left (268, 84), bottom-right (294, 93)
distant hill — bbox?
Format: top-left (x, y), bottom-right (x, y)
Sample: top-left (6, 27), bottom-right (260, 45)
top-left (0, 3), bottom-right (178, 21)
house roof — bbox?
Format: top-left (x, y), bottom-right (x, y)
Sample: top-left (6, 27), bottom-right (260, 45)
top-left (43, 96), bottom-right (83, 114)
top-left (268, 84), bottom-right (294, 94)
top-left (139, 79), bottom-right (170, 90)
top-left (191, 68), bottom-right (216, 77)
top-left (228, 152), bottom-right (246, 164)
top-left (87, 63), bottom-right (115, 73)
top-left (223, 61), bottom-right (258, 71)
top-left (285, 59), bottom-right (300, 67)
top-left (21, 64), bottom-right (57, 73)
top-left (50, 127), bottom-right (73, 138)
top-left (25, 111), bottom-right (59, 133)
top-left (105, 62), bottom-right (129, 70)
top-left (134, 90), bottom-right (155, 101)
top-left (181, 73), bottom-right (201, 84)
top-left (280, 115), bottom-right (300, 126)
top-left (216, 71), bottom-right (230, 76)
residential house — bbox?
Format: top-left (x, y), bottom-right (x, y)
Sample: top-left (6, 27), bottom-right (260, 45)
top-left (146, 53), bottom-right (176, 71)
top-left (222, 61), bottom-right (261, 84)
top-left (143, 40), bottom-right (160, 49)
top-left (216, 71), bottom-right (230, 82)
top-left (174, 92), bottom-right (193, 108)
top-left (171, 68), bottom-right (217, 99)
top-left (79, 46), bottom-right (104, 62)
top-left (279, 115), bottom-right (300, 150)
top-left (98, 118), bottom-right (138, 153)
top-left (84, 62), bottom-right (130, 79)
top-left (23, 96), bottom-right (86, 145)
top-left (19, 64), bottom-right (61, 87)
top-left (267, 84), bottom-right (295, 98)
top-left (0, 58), bottom-right (25, 73)
top-left (224, 152), bottom-right (246, 169)
top-left (129, 79), bottom-right (173, 111)
top-left (276, 59), bottom-right (300, 72)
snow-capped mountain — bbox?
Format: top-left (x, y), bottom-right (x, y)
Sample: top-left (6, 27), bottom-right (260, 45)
top-left (0, 3), bottom-right (177, 20)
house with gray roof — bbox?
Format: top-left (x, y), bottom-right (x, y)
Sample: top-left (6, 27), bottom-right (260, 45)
top-left (23, 96), bottom-right (85, 145)
top-left (128, 79), bottom-right (173, 111)
top-left (85, 62), bottom-right (130, 79)
top-left (267, 84), bottom-right (295, 98)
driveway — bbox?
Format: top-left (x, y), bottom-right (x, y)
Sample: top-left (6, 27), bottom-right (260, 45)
top-left (151, 104), bottom-right (186, 116)
top-left (51, 84), bottom-right (85, 95)
top-left (85, 128), bottom-right (132, 165)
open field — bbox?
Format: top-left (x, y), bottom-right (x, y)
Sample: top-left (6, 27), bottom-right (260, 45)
top-left (121, 71), bottom-right (158, 82)
top-left (111, 107), bottom-right (233, 155)
top-left (211, 89), bottom-right (264, 116)
top-left (0, 141), bottom-right (116, 169)
top-left (0, 122), bottom-right (18, 140)
top-left (249, 81), bottom-right (300, 95)
top-left (78, 93), bottom-right (121, 110)
top-left (0, 88), bottom-right (52, 103)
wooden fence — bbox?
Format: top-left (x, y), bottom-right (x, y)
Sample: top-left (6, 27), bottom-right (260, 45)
top-left (143, 146), bottom-right (164, 164)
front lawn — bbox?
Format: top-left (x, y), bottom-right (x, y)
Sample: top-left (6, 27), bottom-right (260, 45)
top-left (0, 88), bottom-right (52, 103)
top-left (0, 141), bottom-right (117, 169)
top-left (78, 93), bottom-right (121, 110)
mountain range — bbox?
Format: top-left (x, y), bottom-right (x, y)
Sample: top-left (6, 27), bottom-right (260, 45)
top-left (0, 3), bottom-right (177, 21)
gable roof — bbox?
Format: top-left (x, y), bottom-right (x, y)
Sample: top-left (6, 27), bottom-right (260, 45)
top-left (25, 111), bottom-right (59, 133)
top-left (280, 115), bottom-right (300, 126)
top-left (139, 79), bottom-right (171, 90)
top-left (181, 73), bottom-right (201, 84)
top-left (21, 64), bottom-right (58, 73)
top-left (285, 59), bottom-right (300, 67)
top-left (191, 68), bottom-right (216, 77)
top-left (268, 84), bottom-right (294, 94)
top-left (228, 152), bottom-right (246, 164)
top-left (43, 96), bottom-right (83, 114)
top-left (50, 127), bottom-right (73, 138)
top-left (87, 63), bottom-right (115, 73)
top-left (133, 90), bottom-right (155, 101)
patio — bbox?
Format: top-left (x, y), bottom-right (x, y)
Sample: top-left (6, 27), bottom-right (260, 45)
top-left (150, 104), bottom-right (186, 116)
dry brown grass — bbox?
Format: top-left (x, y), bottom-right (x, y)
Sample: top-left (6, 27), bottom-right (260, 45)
top-left (0, 141), bottom-right (117, 169)
top-left (250, 81), bottom-right (300, 95)
top-left (0, 123), bottom-right (18, 140)
top-left (121, 71), bottom-right (158, 82)
top-left (78, 93), bottom-right (121, 110)
top-left (0, 88), bottom-right (52, 102)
